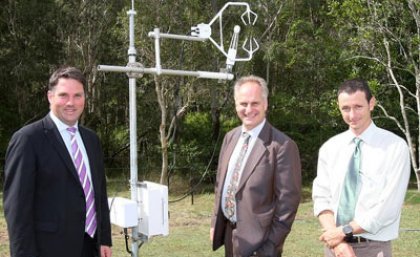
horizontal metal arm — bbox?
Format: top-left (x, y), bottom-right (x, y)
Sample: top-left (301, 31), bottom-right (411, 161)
top-left (97, 65), bottom-right (234, 80)
top-left (148, 31), bottom-right (207, 42)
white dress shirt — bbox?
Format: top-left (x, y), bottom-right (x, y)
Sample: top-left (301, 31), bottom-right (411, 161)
top-left (313, 122), bottom-right (411, 241)
top-left (49, 112), bottom-right (94, 184)
top-left (221, 119), bottom-right (266, 222)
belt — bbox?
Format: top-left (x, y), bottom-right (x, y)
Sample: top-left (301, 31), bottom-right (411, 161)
top-left (345, 236), bottom-right (370, 243)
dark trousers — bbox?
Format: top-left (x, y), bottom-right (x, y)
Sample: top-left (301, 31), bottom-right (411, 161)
top-left (224, 221), bottom-right (236, 257)
top-left (81, 233), bottom-right (98, 257)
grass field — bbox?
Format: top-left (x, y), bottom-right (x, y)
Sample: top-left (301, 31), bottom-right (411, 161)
top-left (0, 182), bottom-right (419, 257)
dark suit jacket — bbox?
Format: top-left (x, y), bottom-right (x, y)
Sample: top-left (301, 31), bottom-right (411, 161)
top-left (211, 122), bottom-right (301, 257)
top-left (3, 115), bottom-right (112, 257)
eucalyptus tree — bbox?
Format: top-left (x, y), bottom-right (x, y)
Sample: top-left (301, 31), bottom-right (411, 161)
top-left (327, 0), bottom-right (420, 190)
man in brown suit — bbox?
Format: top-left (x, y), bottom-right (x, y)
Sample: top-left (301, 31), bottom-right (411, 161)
top-left (210, 75), bottom-right (302, 257)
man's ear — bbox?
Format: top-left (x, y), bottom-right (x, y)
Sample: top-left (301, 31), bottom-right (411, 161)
top-left (47, 90), bottom-right (53, 104)
top-left (369, 96), bottom-right (376, 111)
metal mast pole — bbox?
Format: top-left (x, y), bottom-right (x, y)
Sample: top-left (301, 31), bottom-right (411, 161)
top-left (127, 1), bottom-right (140, 256)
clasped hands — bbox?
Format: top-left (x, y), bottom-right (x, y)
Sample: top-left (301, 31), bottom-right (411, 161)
top-left (319, 227), bottom-right (356, 257)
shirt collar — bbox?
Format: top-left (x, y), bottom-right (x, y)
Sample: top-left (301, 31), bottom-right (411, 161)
top-left (358, 122), bottom-right (377, 145)
top-left (344, 121), bottom-right (377, 145)
top-left (242, 119), bottom-right (266, 139)
top-left (49, 112), bottom-right (79, 132)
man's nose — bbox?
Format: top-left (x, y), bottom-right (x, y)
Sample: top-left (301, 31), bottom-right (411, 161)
top-left (66, 97), bottom-right (75, 105)
top-left (349, 108), bottom-right (356, 118)
top-left (245, 105), bottom-right (252, 113)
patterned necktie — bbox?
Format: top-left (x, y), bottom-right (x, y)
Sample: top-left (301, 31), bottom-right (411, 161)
top-left (337, 137), bottom-right (362, 225)
top-left (224, 132), bottom-right (251, 221)
top-left (67, 127), bottom-right (97, 237)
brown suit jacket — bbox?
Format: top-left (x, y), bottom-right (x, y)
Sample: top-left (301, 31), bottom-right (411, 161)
top-left (211, 121), bottom-right (301, 257)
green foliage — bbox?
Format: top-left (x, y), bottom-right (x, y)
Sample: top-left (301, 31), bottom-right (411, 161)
top-left (182, 112), bottom-right (213, 143)
top-left (175, 120), bottom-right (211, 170)
top-left (268, 90), bottom-right (344, 183)
top-left (0, 0), bottom-right (62, 159)
top-left (172, 112), bottom-right (223, 181)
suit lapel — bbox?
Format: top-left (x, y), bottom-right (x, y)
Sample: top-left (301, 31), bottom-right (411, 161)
top-left (220, 128), bottom-right (242, 187)
top-left (42, 115), bottom-right (80, 183)
top-left (237, 122), bottom-right (271, 192)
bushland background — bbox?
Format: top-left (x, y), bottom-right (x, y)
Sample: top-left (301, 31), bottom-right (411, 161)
top-left (1, 0), bottom-right (420, 256)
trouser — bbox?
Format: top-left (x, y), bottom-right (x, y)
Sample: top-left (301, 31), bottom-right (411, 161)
top-left (223, 221), bottom-right (281, 257)
top-left (81, 232), bottom-right (98, 257)
top-left (324, 240), bottom-right (392, 257)
top-left (224, 221), bottom-right (236, 257)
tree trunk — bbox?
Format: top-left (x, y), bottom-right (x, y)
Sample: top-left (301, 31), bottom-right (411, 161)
top-left (155, 76), bottom-right (169, 185)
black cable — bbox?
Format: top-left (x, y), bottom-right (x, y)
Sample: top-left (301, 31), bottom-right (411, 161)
top-left (123, 228), bottom-right (132, 255)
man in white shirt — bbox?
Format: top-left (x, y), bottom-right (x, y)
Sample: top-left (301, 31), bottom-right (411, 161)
top-left (312, 78), bottom-right (411, 257)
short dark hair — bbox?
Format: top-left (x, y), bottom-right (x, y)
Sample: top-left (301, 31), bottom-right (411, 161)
top-left (48, 66), bottom-right (86, 91)
top-left (338, 78), bottom-right (373, 102)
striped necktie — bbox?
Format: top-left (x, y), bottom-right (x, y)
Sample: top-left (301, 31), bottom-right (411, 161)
top-left (337, 137), bottom-right (362, 225)
top-left (67, 127), bottom-right (97, 237)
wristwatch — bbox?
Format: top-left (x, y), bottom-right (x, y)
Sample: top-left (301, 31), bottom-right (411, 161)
top-left (342, 224), bottom-right (353, 239)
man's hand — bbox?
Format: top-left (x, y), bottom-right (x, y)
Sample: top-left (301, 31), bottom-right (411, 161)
top-left (100, 245), bottom-right (112, 257)
top-left (210, 227), bottom-right (214, 241)
top-left (333, 242), bottom-right (356, 257)
top-left (319, 226), bottom-right (345, 248)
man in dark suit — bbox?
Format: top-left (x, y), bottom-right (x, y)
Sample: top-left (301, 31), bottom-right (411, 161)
top-left (210, 75), bottom-right (302, 257)
top-left (3, 66), bottom-right (112, 257)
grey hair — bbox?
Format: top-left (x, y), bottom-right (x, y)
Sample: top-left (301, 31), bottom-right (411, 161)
top-left (233, 75), bottom-right (268, 101)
